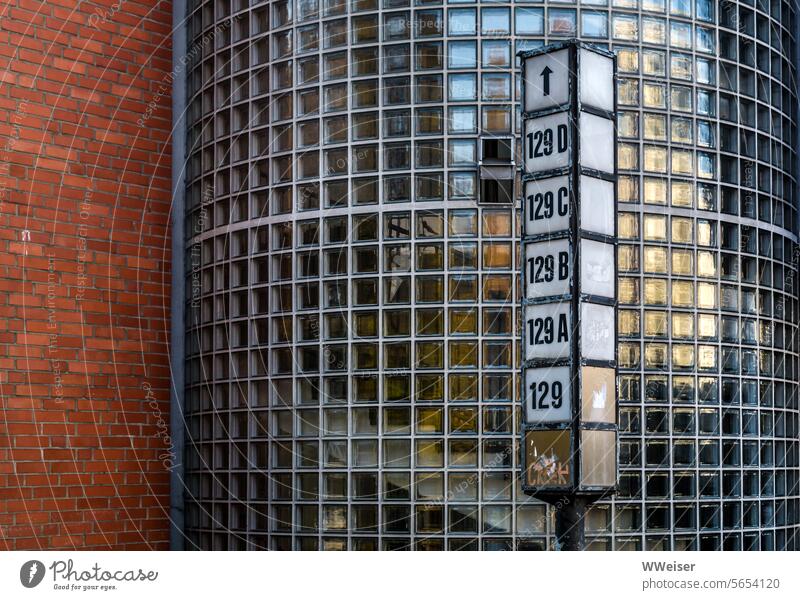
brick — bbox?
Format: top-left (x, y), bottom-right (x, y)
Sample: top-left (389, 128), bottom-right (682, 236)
top-left (0, 0), bottom-right (171, 550)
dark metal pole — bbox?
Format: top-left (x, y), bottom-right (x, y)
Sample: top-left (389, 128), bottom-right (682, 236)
top-left (169, 0), bottom-right (188, 551)
top-left (554, 496), bottom-right (587, 550)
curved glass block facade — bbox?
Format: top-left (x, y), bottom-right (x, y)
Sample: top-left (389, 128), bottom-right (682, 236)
top-left (182, 0), bottom-right (799, 550)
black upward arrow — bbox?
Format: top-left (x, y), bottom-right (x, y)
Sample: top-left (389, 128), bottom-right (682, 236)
top-left (540, 66), bottom-right (552, 96)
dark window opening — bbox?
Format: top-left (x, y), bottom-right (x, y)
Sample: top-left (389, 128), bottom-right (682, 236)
top-left (480, 178), bottom-right (514, 204)
top-left (482, 138), bottom-right (512, 163)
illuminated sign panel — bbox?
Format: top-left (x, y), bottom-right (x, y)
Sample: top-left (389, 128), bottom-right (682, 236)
top-left (523, 176), bottom-right (570, 236)
top-left (524, 303), bottom-right (571, 362)
top-left (580, 303), bottom-right (615, 361)
top-left (520, 42), bottom-right (618, 500)
top-left (522, 48), bottom-right (570, 113)
top-left (523, 112), bottom-right (571, 173)
top-left (578, 112), bottom-right (615, 173)
top-left (524, 239), bottom-right (571, 299)
top-left (525, 366), bottom-right (572, 423)
top-left (579, 176), bottom-right (614, 236)
top-left (580, 239), bottom-right (614, 298)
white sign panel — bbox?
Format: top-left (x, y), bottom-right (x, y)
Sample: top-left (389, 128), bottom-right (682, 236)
top-left (523, 48), bottom-right (570, 113)
top-left (523, 176), bottom-right (570, 236)
top-left (580, 239), bottom-right (614, 299)
top-left (579, 49), bottom-right (614, 112)
top-left (524, 112), bottom-right (570, 173)
top-left (580, 303), bottom-right (614, 361)
top-left (524, 303), bottom-right (571, 361)
top-left (525, 366), bottom-right (572, 423)
top-left (525, 239), bottom-right (570, 299)
top-left (579, 112), bottom-right (614, 173)
top-left (579, 175), bottom-right (614, 236)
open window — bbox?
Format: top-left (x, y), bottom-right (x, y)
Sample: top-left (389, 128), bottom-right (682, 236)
top-left (479, 137), bottom-right (514, 204)
top-left (481, 138), bottom-right (513, 163)
top-left (480, 176), bottom-right (514, 204)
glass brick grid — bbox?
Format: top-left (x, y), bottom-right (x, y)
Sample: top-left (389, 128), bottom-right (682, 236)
top-left (181, 0), bottom-right (800, 550)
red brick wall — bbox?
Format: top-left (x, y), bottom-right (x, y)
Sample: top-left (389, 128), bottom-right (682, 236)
top-left (0, 0), bottom-right (173, 549)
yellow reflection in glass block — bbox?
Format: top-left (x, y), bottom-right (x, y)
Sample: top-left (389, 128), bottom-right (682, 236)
top-left (697, 251), bottom-right (716, 277)
top-left (617, 48), bottom-right (639, 72)
top-left (644, 310), bottom-right (667, 337)
top-left (672, 344), bottom-right (695, 368)
top-left (644, 246), bottom-right (668, 273)
top-left (645, 343), bottom-right (668, 368)
top-left (643, 113), bottom-right (666, 140)
top-left (619, 111), bottom-right (639, 138)
top-left (618, 142), bottom-right (639, 169)
top-left (698, 345), bottom-right (717, 370)
top-left (643, 177), bottom-right (667, 204)
top-left (618, 277), bottom-right (640, 303)
top-left (619, 212), bottom-right (639, 239)
top-left (671, 249), bottom-right (693, 275)
top-left (618, 245), bottom-right (640, 271)
top-left (671, 180), bottom-right (693, 207)
top-left (644, 215), bottom-right (667, 241)
top-left (671, 149), bottom-right (692, 175)
top-left (671, 217), bottom-right (693, 243)
top-left (449, 308), bottom-right (477, 335)
top-left (698, 314), bottom-right (717, 338)
top-left (644, 145), bottom-right (667, 172)
top-left (643, 82), bottom-right (666, 108)
top-left (619, 175), bottom-right (639, 202)
top-left (697, 282), bottom-right (717, 308)
top-left (619, 342), bottom-right (640, 368)
top-left (619, 309), bottom-right (640, 336)
top-left (671, 118), bottom-right (693, 143)
top-left (644, 278), bottom-right (667, 305)
top-left (672, 313), bottom-right (694, 339)
top-left (672, 280), bottom-right (694, 306)
top-left (642, 49), bottom-right (665, 75)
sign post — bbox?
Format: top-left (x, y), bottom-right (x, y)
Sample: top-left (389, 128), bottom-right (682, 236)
top-left (518, 41), bottom-right (618, 550)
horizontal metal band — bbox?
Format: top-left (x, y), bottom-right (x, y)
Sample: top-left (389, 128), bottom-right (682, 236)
top-left (578, 358), bottom-right (618, 369)
top-left (579, 422), bottom-right (618, 431)
top-left (522, 488), bottom-right (616, 502)
top-left (578, 103), bottom-right (616, 122)
top-left (517, 39), bottom-right (615, 60)
top-left (577, 230), bottom-right (616, 245)
top-left (580, 294), bottom-right (616, 307)
top-left (520, 166), bottom-right (573, 181)
top-left (580, 166), bottom-right (617, 181)
top-left (522, 358), bottom-right (573, 369)
top-left (521, 421), bottom-right (572, 432)
top-left (521, 230), bottom-right (572, 243)
top-left (521, 294), bottom-right (574, 306)
top-left (520, 105), bottom-right (571, 120)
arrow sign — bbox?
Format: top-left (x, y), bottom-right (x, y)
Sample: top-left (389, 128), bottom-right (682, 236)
top-left (541, 66), bottom-right (552, 96)
top-left (522, 48), bottom-right (569, 112)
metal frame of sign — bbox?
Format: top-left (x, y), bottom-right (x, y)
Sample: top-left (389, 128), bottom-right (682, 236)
top-left (519, 40), bottom-right (619, 500)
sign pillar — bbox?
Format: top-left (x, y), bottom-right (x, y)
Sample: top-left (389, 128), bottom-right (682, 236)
top-left (518, 42), bottom-right (618, 550)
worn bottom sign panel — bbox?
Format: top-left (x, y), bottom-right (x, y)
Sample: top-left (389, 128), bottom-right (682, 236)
top-left (523, 429), bottom-right (573, 489)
